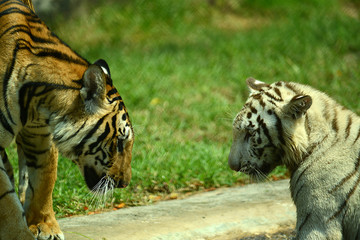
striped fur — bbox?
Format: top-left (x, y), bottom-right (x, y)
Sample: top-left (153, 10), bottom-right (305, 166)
top-left (229, 78), bottom-right (360, 239)
top-left (0, 0), bottom-right (134, 239)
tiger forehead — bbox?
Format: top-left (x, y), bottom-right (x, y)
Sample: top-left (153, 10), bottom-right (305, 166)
top-left (250, 81), bottom-right (298, 101)
top-left (233, 95), bottom-right (276, 127)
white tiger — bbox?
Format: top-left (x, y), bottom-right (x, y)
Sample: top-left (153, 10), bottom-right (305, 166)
top-left (228, 77), bottom-right (360, 239)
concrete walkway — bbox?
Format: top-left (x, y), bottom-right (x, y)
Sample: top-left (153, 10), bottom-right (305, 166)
top-left (58, 180), bottom-right (296, 240)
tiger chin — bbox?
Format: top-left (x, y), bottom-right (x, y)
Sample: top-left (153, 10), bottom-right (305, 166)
top-left (0, 1), bottom-right (134, 239)
top-left (229, 77), bottom-right (360, 239)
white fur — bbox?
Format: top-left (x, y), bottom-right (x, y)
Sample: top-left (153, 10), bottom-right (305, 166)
top-left (230, 80), bottom-right (360, 239)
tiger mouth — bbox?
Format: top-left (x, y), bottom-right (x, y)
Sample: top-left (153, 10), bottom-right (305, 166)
top-left (239, 165), bottom-right (258, 175)
top-left (84, 166), bottom-right (129, 190)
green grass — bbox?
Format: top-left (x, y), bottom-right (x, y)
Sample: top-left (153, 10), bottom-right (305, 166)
top-left (8, 0), bottom-right (360, 217)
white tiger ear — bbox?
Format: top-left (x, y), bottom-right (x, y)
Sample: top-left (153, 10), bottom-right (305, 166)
top-left (285, 95), bottom-right (312, 119)
top-left (80, 64), bottom-right (107, 114)
top-left (246, 77), bottom-right (270, 92)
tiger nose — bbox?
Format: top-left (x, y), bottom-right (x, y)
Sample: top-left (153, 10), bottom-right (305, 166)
top-left (228, 152), bottom-right (242, 171)
top-left (114, 179), bottom-right (129, 188)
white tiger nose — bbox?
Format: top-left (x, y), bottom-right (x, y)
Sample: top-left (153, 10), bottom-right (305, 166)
top-left (228, 144), bottom-right (242, 171)
top-left (228, 156), bottom-right (240, 171)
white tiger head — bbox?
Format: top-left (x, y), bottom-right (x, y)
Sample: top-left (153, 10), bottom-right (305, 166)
top-left (228, 78), bottom-right (312, 177)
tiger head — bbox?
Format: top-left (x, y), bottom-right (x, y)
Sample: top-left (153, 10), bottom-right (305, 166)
top-left (228, 78), bottom-right (312, 177)
top-left (53, 59), bottom-right (134, 190)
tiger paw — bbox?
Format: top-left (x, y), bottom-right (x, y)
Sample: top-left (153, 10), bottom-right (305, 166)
top-left (29, 223), bottom-right (64, 240)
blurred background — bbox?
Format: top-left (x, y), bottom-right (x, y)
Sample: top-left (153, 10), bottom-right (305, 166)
top-left (17, 0), bottom-right (360, 216)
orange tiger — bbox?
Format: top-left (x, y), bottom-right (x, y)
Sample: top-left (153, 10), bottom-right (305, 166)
top-left (0, 0), bottom-right (134, 239)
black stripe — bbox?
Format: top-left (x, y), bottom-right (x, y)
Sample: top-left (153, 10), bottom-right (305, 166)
top-left (260, 121), bottom-right (273, 147)
top-left (332, 110), bottom-right (338, 133)
top-left (107, 88), bottom-right (118, 96)
top-left (298, 213), bottom-right (311, 233)
top-left (0, 166), bottom-right (7, 173)
top-left (19, 82), bottom-right (80, 125)
top-left (16, 39), bottom-right (88, 66)
top-left (292, 184), bottom-right (304, 202)
top-left (16, 139), bottom-right (35, 148)
top-left (118, 101), bottom-right (124, 111)
top-left (0, 189), bottom-right (15, 200)
top-left (273, 112), bottom-right (285, 145)
top-left (0, 109), bottom-right (14, 135)
top-left (3, 40), bottom-right (20, 124)
top-left (328, 174), bottom-right (360, 222)
top-left (264, 92), bottom-right (282, 102)
top-left (322, 101), bottom-right (331, 121)
top-left (0, 6), bottom-right (33, 19)
top-left (55, 120), bottom-right (88, 143)
top-left (108, 96), bottom-right (123, 104)
top-left (259, 99), bottom-right (266, 108)
top-left (284, 82), bottom-right (300, 94)
top-left (0, 24), bottom-right (28, 39)
top-left (10, 28), bottom-right (56, 44)
top-left (330, 153), bottom-right (360, 194)
top-left (305, 114), bottom-right (311, 140)
top-left (26, 160), bottom-right (42, 169)
top-left (74, 115), bottom-right (108, 155)
top-left (88, 122), bottom-right (111, 151)
top-left (26, 124), bottom-right (48, 128)
top-left (111, 114), bottom-right (117, 139)
top-left (275, 82), bottom-right (282, 87)
top-left (353, 127), bottom-right (360, 145)
top-left (268, 99), bottom-right (277, 107)
top-left (23, 152), bottom-right (37, 161)
top-left (345, 115), bottom-right (352, 139)
top-left (23, 148), bottom-right (50, 155)
top-left (49, 32), bottom-right (90, 65)
top-left (291, 163), bottom-right (312, 199)
top-left (273, 87), bottom-right (282, 99)
top-left (250, 106), bottom-right (257, 114)
top-left (2, 151), bottom-right (8, 163)
top-left (28, 179), bottom-right (34, 199)
top-left (303, 134), bottom-right (329, 163)
top-left (251, 93), bottom-right (261, 100)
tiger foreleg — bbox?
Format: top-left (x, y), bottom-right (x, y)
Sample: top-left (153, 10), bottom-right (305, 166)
top-left (1, 149), bottom-right (15, 186)
top-left (17, 139), bottom-right (29, 205)
top-left (295, 212), bottom-right (342, 240)
top-left (19, 135), bottom-right (64, 240)
top-left (0, 153), bottom-right (35, 240)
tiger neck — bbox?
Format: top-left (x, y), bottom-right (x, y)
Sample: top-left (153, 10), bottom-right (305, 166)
top-left (287, 93), bottom-right (360, 174)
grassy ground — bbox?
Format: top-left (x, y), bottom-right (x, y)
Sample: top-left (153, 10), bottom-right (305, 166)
top-left (8, 0), bottom-right (360, 217)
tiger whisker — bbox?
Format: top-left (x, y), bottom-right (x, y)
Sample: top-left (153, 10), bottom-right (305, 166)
top-left (86, 176), bottom-right (115, 210)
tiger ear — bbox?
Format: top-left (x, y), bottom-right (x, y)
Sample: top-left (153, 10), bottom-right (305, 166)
top-left (80, 64), bottom-right (107, 114)
top-left (246, 77), bottom-right (270, 92)
top-left (285, 95), bottom-right (312, 119)
top-left (94, 59), bottom-right (111, 77)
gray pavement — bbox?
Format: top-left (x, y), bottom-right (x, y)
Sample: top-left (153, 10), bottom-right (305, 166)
top-left (58, 180), bottom-right (296, 240)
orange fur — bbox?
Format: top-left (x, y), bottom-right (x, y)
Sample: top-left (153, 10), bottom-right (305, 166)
top-left (0, 1), bottom-right (134, 239)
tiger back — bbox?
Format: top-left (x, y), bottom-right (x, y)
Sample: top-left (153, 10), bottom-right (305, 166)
top-left (0, 0), bottom-right (134, 239)
top-left (229, 78), bottom-right (360, 239)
